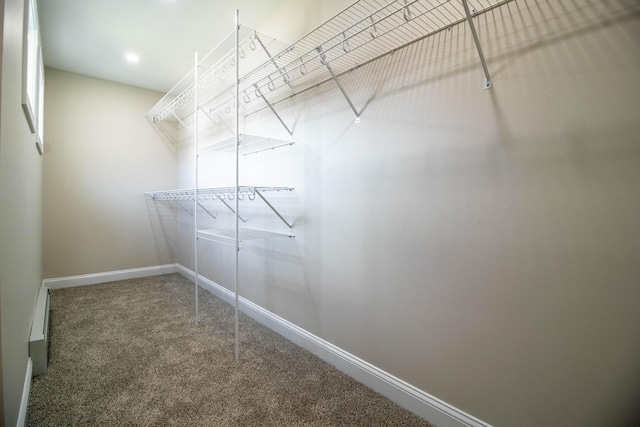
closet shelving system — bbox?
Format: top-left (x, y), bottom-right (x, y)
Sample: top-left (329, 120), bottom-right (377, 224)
top-left (146, 12), bottom-right (297, 362)
top-left (146, 186), bottom-right (294, 244)
top-left (233, 0), bottom-right (504, 127)
top-left (146, 0), bottom-right (507, 360)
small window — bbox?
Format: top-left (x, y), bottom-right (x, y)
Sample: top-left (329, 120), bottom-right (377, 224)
top-left (22, 0), bottom-right (45, 154)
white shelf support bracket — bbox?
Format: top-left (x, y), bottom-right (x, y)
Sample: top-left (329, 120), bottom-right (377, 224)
top-left (253, 32), bottom-right (293, 91)
top-left (176, 201), bottom-right (194, 217)
top-left (172, 112), bottom-right (189, 129)
top-left (253, 188), bottom-right (293, 229)
top-left (197, 202), bottom-right (217, 220)
top-left (316, 46), bottom-right (361, 123)
top-left (152, 120), bottom-right (179, 146)
top-left (253, 84), bottom-right (294, 136)
top-left (213, 194), bottom-right (248, 223)
top-left (461, 0), bottom-right (493, 89)
top-left (199, 107), bottom-right (217, 125)
top-left (200, 104), bottom-right (237, 139)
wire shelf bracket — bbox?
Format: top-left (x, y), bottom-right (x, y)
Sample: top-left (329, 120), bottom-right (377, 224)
top-left (212, 194), bottom-right (248, 223)
top-left (317, 45), bottom-right (361, 123)
top-left (253, 83), bottom-right (294, 136)
top-left (198, 202), bottom-right (217, 220)
top-left (254, 187), bottom-right (294, 229)
top-left (461, 0), bottom-right (493, 89)
top-left (253, 32), bottom-right (293, 93)
top-left (151, 119), bottom-right (179, 146)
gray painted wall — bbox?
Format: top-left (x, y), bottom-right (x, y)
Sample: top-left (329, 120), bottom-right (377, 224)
top-left (0, 0), bottom-right (43, 424)
top-left (42, 69), bottom-right (177, 279)
top-left (173, 0), bottom-right (640, 426)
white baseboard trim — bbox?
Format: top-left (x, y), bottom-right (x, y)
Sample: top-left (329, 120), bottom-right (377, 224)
top-left (42, 264), bottom-right (178, 290)
top-left (176, 265), bottom-right (491, 427)
top-left (17, 358), bottom-right (33, 427)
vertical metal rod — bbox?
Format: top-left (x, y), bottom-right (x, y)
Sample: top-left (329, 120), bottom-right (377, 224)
top-left (193, 52), bottom-right (200, 324)
top-left (316, 46), bottom-right (361, 122)
top-left (254, 189), bottom-right (293, 229)
top-left (253, 84), bottom-right (293, 135)
top-left (461, 0), bottom-right (493, 89)
top-left (234, 9), bottom-right (240, 363)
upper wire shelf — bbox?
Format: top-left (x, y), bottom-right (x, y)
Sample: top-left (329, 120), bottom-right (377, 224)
top-left (207, 0), bottom-right (507, 118)
top-left (147, 26), bottom-right (289, 124)
top-left (149, 0), bottom-right (506, 134)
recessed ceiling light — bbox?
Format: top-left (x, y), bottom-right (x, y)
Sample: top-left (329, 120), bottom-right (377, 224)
top-left (125, 53), bottom-right (139, 63)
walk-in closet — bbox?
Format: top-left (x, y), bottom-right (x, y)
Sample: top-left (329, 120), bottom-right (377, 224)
top-left (2, 0), bottom-right (639, 426)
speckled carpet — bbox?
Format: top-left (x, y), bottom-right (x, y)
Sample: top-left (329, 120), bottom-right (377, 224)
top-left (27, 274), bottom-right (432, 426)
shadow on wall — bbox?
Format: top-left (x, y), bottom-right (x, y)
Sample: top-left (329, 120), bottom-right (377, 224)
top-left (145, 196), bottom-right (180, 264)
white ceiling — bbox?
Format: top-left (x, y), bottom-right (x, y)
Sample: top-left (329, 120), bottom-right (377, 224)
top-left (38, 0), bottom-right (288, 93)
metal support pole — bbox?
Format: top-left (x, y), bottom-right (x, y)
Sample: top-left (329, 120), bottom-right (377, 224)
top-left (316, 46), bottom-right (361, 122)
top-left (193, 52), bottom-right (200, 324)
top-left (461, 0), bottom-right (493, 89)
top-left (234, 9), bottom-right (240, 363)
top-left (254, 84), bottom-right (293, 135)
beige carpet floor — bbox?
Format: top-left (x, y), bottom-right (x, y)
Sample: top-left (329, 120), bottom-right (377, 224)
top-left (27, 274), bottom-right (433, 426)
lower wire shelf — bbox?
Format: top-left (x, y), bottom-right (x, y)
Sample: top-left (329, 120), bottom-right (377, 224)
top-left (199, 134), bottom-right (295, 156)
top-left (198, 227), bottom-right (294, 245)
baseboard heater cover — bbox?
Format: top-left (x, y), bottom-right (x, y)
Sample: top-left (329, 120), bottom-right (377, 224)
top-left (30, 287), bottom-right (51, 376)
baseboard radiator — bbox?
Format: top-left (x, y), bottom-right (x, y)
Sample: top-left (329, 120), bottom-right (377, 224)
top-left (30, 287), bottom-right (51, 376)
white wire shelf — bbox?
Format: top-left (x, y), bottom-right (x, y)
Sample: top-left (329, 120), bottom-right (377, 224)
top-left (206, 0), bottom-right (508, 120)
top-left (145, 186), bottom-right (294, 229)
top-left (198, 228), bottom-right (294, 244)
top-left (199, 134), bottom-right (295, 156)
top-left (145, 186), bottom-right (294, 201)
top-left (147, 26), bottom-right (289, 124)
top-left (149, 0), bottom-right (507, 131)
